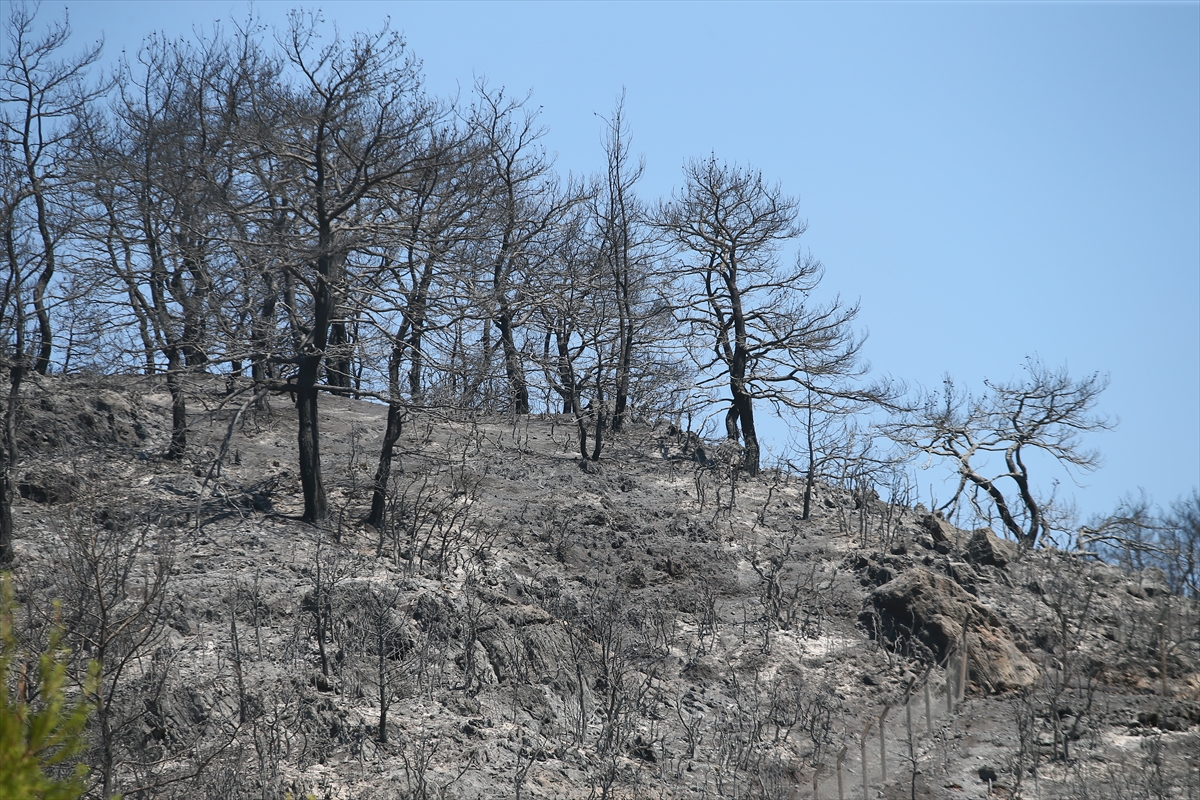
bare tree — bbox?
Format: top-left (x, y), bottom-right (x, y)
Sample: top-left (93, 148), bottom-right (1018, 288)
top-left (529, 198), bottom-right (620, 461)
top-left (365, 127), bottom-right (481, 528)
top-left (526, 98), bottom-right (679, 462)
top-left (659, 157), bottom-right (885, 476)
top-left (1, 2), bottom-right (107, 375)
top-left (0, 122), bottom-right (29, 564)
top-left (74, 30), bottom-right (254, 458)
top-left (887, 358), bottom-right (1111, 548)
top-left (345, 583), bottom-right (407, 743)
top-left (791, 389), bottom-right (877, 521)
top-left (51, 503), bottom-right (172, 798)
top-left (464, 81), bottom-right (579, 414)
top-left (248, 12), bottom-right (436, 522)
top-left (1, 2), bottom-right (106, 558)
top-left (593, 93), bottom-right (664, 434)
top-left (1163, 491), bottom-right (1200, 599)
top-left (1081, 490), bottom-right (1199, 599)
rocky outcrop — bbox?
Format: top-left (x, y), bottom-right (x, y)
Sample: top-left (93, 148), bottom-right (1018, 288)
top-left (919, 513), bottom-right (960, 554)
top-left (19, 386), bottom-right (155, 452)
top-left (865, 567), bottom-right (1038, 693)
top-left (964, 528), bottom-right (1019, 568)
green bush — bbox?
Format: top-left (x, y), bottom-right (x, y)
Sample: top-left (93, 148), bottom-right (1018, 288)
top-left (0, 574), bottom-right (97, 800)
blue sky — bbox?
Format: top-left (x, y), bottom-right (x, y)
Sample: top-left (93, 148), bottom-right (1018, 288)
top-left (32, 1), bottom-right (1200, 526)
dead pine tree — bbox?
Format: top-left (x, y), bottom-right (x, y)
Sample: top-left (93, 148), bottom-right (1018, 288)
top-left (658, 156), bottom-right (893, 477)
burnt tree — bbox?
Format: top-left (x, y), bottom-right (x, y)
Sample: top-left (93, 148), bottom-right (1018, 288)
top-left (659, 157), bottom-right (882, 476)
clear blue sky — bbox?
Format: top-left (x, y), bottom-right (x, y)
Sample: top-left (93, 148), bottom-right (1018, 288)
top-left (32, 1), bottom-right (1200, 526)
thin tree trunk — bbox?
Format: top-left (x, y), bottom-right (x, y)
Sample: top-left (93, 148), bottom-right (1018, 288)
top-left (297, 188), bottom-right (335, 522)
top-left (803, 467), bottom-right (816, 521)
top-left (251, 271), bottom-right (278, 410)
top-left (29, 183), bottom-right (55, 375)
top-left (0, 358), bottom-right (21, 565)
top-left (377, 628), bottom-right (389, 742)
top-left (368, 401), bottom-right (404, 528)
top-left (590, 371), bottom-right (605, 462)
top-left (164, 348), bottom-right (187, 460)
top-left (571, 394), bottom-right (589, 461)
top-left (612, 312), bottom-right (634, 433)
top-left (405, 257), bottom-right (437, 405)
top-left (802, 407), bottom-right (817, 519)
top-left (407, 325), bottom-right (425, 403)
top-left (1, 221), bottom-right (25, 564)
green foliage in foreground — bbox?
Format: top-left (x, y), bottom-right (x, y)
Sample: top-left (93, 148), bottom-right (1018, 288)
top-left (0, 574), bottom-right (98, 800)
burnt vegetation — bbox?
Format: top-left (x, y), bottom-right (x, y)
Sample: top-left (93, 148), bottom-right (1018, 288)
top-left (1, 4), bottom-right (1198, 799)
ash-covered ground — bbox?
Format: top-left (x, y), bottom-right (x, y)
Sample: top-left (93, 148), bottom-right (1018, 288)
top-left (8, 375), bottom-right (1199, 799)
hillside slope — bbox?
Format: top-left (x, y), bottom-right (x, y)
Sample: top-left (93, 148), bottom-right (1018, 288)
top-left (7, 376), bottom-right (1199, 799)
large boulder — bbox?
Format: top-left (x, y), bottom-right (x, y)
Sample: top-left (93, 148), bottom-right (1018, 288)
top-left (965, 528), bottom-right (1019, 568)
top-left (919, 513), bottom-right (960, 553)
top-left (865, 567), bottom-right (1037, 693)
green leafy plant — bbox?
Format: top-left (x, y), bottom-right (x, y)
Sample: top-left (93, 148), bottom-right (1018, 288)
top-left (0, 574), bottom-right (98, 800)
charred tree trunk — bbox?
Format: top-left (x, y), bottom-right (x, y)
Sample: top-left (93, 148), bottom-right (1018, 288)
top-left (735, 390), bottom-right (760, 477)
top-left (404, 252), bottom-right (438, 405)
top-left (145, 219), bottom-right (192, 460)
top-left (164, 348), bottom-right (187, 460)
top-left (496, 307), bottom-right (529, 414)
top-left (803, 466), bottom-right (816, 521)
top-left (590, 374), bottom-right (605, 462)
top-left (29, 181), bottom-right (55, 375)
top-left (612, 310), bottom-right (634, 433)
top-left (326, 319), bottom-right (352, 389)
top-left (369, 310), bottom-right (412, 529)
top-left (1, 219), bottom-right (25, 564)
top-left (728, 337), bottom-right (759, 475)
top-left (251, 286), bottom-right (278, 411)
top-left (802, 404), bottom-right (817, 520)
top-left (368, 401), bottom-right (404, 529)
top-left (407, 325), bottom-right (425, 403)
top-left (377, 626), bottom-right (390, 742)
top-left (297, 350), bottom-right (327, 524)
top-left (177, 245), bottom-right (212, 369)
top-left (297, 247), bottom-right (333, 523)
top-left (725, 403), bottom-right (741, 442)
top-left (0, 357), bottom-right (21, 565)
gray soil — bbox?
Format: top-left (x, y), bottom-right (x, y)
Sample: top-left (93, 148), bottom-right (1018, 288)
top-left (8, 374), bottom-right (1199, 799)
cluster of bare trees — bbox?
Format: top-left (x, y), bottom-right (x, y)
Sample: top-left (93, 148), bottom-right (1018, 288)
top-left (1080, 490), bottom-right (1200, 600)
top-left (0, 5), bottom-right (889, 544)
top-left (3, 3), bottom-right (1193, 572)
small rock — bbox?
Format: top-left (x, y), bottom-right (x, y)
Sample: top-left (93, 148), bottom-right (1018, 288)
top-left (946, 561), bottom-right (979, 595)
top-left (629, 735), bottom-right (656, 763)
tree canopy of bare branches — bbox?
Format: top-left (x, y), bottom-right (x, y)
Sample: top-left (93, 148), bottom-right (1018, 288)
top-left (659, 156), bottom-right (888, 476)
top-left (886, 358), bottom-right (1112, 547)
